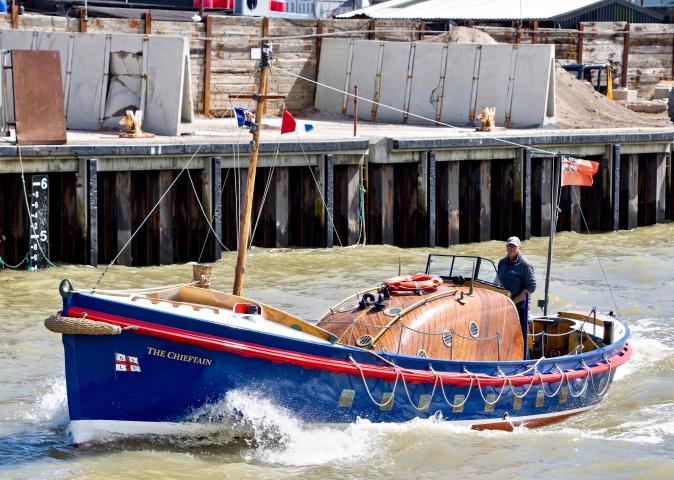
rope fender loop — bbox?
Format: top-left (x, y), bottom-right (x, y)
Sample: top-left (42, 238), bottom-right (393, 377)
top-left (44, 312), bottom-right (134, 335)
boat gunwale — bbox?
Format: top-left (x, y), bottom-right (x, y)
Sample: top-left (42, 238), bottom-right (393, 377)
top-left (64, 291), bottom-right (631, 382)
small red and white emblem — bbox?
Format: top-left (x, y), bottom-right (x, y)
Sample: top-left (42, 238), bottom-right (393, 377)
top-left (115, 353), bottom-right (141, 372)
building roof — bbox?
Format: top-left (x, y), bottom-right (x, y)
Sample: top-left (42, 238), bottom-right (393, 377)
top-left (337, 0), bottom-right (662, 22)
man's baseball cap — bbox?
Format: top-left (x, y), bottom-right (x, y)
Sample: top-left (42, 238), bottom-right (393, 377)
top-left (506, 236), bottom-right (521, 246)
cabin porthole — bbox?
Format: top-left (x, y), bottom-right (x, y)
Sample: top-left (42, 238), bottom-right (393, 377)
top-left (469, 321), bottom-right (479, 338)
top-left (356, 335), bottom-right (373, 348)
top-left (442, 330), bottom-right (453, 347)
top-left (384, 306), bottom-right (402, 317)
top-left (417, 349), bottom-right (428, 358)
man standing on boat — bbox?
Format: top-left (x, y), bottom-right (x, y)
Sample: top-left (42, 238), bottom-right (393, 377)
top-left (497, 236), bottom-right (536, 335)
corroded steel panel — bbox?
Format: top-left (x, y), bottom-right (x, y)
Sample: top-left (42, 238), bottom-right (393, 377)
top-left (12, 50), bottom-right (67, 145)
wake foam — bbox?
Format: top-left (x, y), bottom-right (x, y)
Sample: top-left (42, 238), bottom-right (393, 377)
top-left (22, 376), bottom-right (69, 429)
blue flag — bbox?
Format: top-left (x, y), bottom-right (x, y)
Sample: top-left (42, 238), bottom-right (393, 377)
top-left (234, 107), bottom-right (253, 127)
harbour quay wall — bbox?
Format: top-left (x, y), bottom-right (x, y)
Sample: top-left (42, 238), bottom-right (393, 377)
top-left (0, 130), bottom-right (672, 267)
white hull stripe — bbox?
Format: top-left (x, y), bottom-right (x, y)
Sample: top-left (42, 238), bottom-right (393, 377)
top-left (69, 404), bottom-right (596, 444)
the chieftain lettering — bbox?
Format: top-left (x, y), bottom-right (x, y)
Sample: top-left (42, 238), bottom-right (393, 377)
top-left (147, 346), bottom-right (212, 366)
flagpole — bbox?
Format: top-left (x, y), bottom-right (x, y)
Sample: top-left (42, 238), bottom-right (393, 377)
top-left (232, 42), bottom-right (270, 296)
top-left (543, 155), bottom-right (560, 317)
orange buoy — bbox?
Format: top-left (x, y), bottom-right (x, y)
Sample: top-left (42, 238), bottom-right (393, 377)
top-left (384, 274), bottom-right (443, 293)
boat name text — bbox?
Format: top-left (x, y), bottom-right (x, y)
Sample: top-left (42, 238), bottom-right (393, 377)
top-left (146, 346), bottom-right (212, 366)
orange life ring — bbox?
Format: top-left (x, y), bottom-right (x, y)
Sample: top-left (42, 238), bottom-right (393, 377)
top-left (384, 274), bottom-right (443, 293)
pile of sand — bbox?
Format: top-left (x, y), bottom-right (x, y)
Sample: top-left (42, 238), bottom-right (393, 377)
top-left (553, 65), bottom-right (670, 129)
top-left (424, 26), bottom-right (497, 45)
top-left (425, 26), bottom-right (671, 129)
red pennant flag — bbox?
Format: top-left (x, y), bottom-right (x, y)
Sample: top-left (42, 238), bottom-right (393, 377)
top-left (281, 109), bottom-right (296, 134)
top-left (561, 156), bottom-right (600, 187)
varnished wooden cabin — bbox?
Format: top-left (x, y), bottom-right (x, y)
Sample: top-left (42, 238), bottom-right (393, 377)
top-left (317, 255), bottom-right (524, 362)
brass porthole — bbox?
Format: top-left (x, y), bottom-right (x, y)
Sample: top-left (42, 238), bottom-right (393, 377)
top-left (356, 335), bottom-right (373, 348)
top-left (442, 330), bottom-right (453, 347)
top-left (469, 321), bottom-right (479, 338)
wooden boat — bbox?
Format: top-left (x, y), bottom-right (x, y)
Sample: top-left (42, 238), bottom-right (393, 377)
top-left (45, 42), bottom-right (631, 444)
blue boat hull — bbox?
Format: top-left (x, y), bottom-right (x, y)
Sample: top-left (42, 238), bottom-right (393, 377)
top-left (60, 292), bottom-right (631, 442)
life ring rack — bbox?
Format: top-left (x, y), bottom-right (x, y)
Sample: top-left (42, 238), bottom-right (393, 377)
top-left (384, 273), bottom-right (443, 293)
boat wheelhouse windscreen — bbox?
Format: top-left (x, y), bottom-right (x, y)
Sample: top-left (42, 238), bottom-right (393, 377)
top-left (425, 254), bottom-right (503, 289)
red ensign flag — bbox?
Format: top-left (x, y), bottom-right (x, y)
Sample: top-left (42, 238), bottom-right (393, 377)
top-left (280, 109), bottom-right (296, 134)
top-left (561, 156), bottom-right (600, 187)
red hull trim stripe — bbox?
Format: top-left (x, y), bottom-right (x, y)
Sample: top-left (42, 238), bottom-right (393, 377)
top-left (67, 307), bottom-right (632, 387)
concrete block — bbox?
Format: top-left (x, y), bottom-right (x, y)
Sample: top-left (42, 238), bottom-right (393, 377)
top-left (509, 45), bottom-right (555, 127)
top-left (439, 44), bottom-right (479, 126)
top-left (653, 84), bottom-right (671, 100)
top-left (345, 40), bottom-right (380, 120)
top-left (625, 100), bottom-right (667, 113)
top-left (315, 38), bottom-right (352, 114)
top-left (407, 43), bottom-right (446, 125)
top-left (612, 87), bottom-right (629, 101)
top-left (376, 41), bottom-right (410, 123)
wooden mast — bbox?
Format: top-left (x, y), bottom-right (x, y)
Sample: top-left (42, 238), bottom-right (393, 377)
top-left (543, 155), bottom-right (560, 316)
top-left (232, 41), bottom-right (271, 296)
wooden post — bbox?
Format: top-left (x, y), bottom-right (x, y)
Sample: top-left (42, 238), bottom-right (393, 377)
top-left (577, 24), bottom-right (584, 64)
top-left (479, 160), bottom-right (491, 242)
top-left (369, 19), bottom-right (376, 40)
top-left (610, 145), bottom-right (620, 231)
top-left (427, 151), bottom-right (436, 248)
top-left (418, 20), bottom-right (425, 41)
top-left (620, 153), bottom-right (639, 230)
top-left (79, 8), bottom-right (87, 33)
top-left (232, 43), bottom-right (270, 295)
top-left (158, 170), bottom-right (174, 265)
top-left (656, 153), bottom-right (667, 223)
top-left (11, 4), bottom-right (19, 30)
top-left (316, 20), bottom-right (324, 65)
top-left (211, 156), bottom-right (222, 260)
top-left (76, 159), bottom-right (88, 265)
top-left (144, 11), bottom-right (152, 34)
top-left (622, 24), bottom-right (630, 88)
top-left (324, 154), bottom-right (334, 248)
top-left (353, 85), bottom-right (358, 136)
top-left (343, 164), bottom-right (360, 245)
top-left (538, 158), bottom-right (552, 235)
top-left (199, 0), bottom-right (204, 19)
top-left (531, 20), bottom-right (538, 44)
top-left (445, 161), bottom-right (460, 245)
top-left (115, 172), bottom-right (132, 266)
top-left (87, 159), bottom-right (98, 267)
top-left (514, 148), bottom-right (532, 240)
top-left (515, 23), bottom-right (522, 44)
top-left (203, 15), bottom-right (213, 117)
top-left (275, 167), bottom-right (289, 247)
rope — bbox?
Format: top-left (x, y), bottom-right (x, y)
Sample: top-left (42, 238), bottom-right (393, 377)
top-left (91, 145), bottom-right (203, 292)
top-left (15, 144), bottom-right (59, 269)
top-left (273, 64), bottom-right (561, 158)
top-left (465, 366), bottom-right (510, 406)
top-left (430, 365), bottom-right (473, 409)
top-left (0, 253), bottom-right (29, 269)
top-left (571, 188), bottom-right (622, 318)
top-left (198, 167), bottom-right (231, 262)
top-left (583, 356), bottom-right (613, 396)
top-left (249, 132), bottom-right (283, 249)
top-left (294, 130), bottom-right (344, 247)
top-left (349, 354), bottom-right (400, 408)
top-left (73, 283), bottom-right (192, 295)
top-left (186, 169), bottom-right (230, 253)
top-left (561, 365), bottom-right (590, 398)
